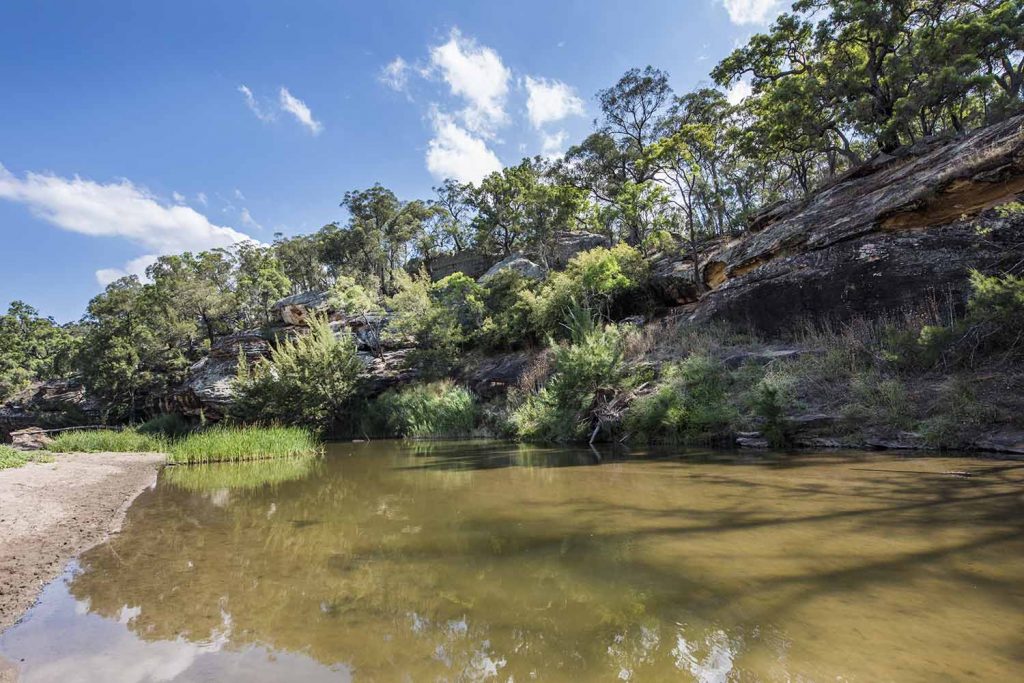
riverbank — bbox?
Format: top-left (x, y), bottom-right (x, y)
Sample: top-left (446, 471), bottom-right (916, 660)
top-left (0, 452), bottom-right (164, 633)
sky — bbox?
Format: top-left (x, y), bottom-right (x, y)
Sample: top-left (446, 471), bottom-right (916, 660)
top-left (0, 0), bottom-right (784, 322)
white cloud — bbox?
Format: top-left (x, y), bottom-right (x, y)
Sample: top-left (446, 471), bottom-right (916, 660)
top-left (197, 192), bottom-right (208, 206)
top-left (429, 28), bottom-right (511, 136)
top-left (95, 254), bottom-right (159, 286)
top-left (172, 191), bottom-right (186, 204)
top-left (0, 163), bottom-right (254, 285)
top-left (279, 87), bottom-right (323, 135)
top-left (240, 208), bottom-right (262, 230)
top-left (726, 79), bottom-right (753, 104)
top-left (540, 130), bottom-right (569, 158)
top-left (238, 84), bottom-right (275, 122)
top-left (524, 76), bottom-right (584, 128)
top-left (380, 56), bottom-right (411, 92)
top-left (720, 0), bottom-right (784, 25)
top-left (234, 188), bottom-right (245, 200)
top-left (425, 111), bottom-right (502, 184)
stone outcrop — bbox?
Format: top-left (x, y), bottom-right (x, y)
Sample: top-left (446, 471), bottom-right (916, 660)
top-left (479, 254), bottom-right (545, 283)
top-left (270, 290), bottom-right (331, 326)
top-left (0, 379), bottom-right (102, 439)
top-left (9, 427), bottom-right (54, 450)
top-left (657, 114), bottom-right (1024, 333)
top-left (425, 249), bottom-right (493, 281)
top-left (545, 231), bottom-right (609, 268)
top-left (173, 332), bottom-right (271, 419)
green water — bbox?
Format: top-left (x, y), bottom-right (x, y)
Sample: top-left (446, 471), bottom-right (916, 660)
top-left (2, 441), bottom-right (1023, 681)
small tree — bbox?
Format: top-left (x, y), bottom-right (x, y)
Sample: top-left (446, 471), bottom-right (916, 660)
top-left (233, 317), bottom-right (363, 430)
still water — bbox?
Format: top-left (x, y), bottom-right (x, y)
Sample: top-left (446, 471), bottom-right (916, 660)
top-left (2, 441), bottom-right (1023, 682)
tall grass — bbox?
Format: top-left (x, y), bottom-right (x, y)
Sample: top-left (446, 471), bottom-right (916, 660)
top-left (168, 425), bottom-right (321, 464)
top-left (374, 380), bottom-right (479, 438)
top-left (162, 456), bottom-right (320, 492)
top-left (0, 444), bottom-right (50, 469)
top-left (46, 428), bottom-right (168, 453)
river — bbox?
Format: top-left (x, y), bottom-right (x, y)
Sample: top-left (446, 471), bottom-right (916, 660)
top-left (1, 441), bottom-right (1022, 681)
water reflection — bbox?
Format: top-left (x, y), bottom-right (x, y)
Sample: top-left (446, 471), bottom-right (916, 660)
top-left (1, 442), bottom-right (1022, 681)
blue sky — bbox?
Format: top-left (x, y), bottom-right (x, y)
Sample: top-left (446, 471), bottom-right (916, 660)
top-left (0, 0), bottom-right (781, 322)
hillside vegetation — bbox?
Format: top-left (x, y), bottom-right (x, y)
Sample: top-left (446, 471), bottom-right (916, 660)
top-left (2, 0), bottom-right (1022, 451)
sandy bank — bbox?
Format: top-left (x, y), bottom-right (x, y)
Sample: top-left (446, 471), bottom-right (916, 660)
top-left (0, 452), bottom-right (164, 633)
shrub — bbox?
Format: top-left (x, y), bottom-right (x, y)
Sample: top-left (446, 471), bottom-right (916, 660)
top-left (511, 319), bottom-right (628, 442)
top-left (233, 316), bottom-right (363, 430)
top-left (375, 380), bottom-right (479, 438)
top-left (328, 273), bottom-right (383, 317)
top-left (478, 270), bottom-right (538, 350)
top-left (385, 270), bottom-right (468, 374)
top-left (842, 372), bottom-right (914, 431)
top-left (624, 355), bottom-right (736, 444)
top-left (526, 244), bottom-right (649, 337)
top-left (46, 428), bottom-right (167, 453)
top-left (168, 426), bottom-right (320, 464)
top-left (138, 413), bottom-right (192, 438)
top-left (920, 376), bottom-right (1000, 448)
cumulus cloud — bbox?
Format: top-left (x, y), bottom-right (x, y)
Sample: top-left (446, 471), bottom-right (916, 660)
top-left (0, 163), bottom-right (254, 285)
top-left (172, 191), bottom-right (186, 204)
top-left (425, 111), bottom-right (502, 184)
top-left (240, 208), bottom-right (262, 230)
top-left (524, 76), bottom-right (584, 128)
top-left (95, 254), bottom-right (159, 286)
top-left (726, 79), bottom-right (753, 104)
top-left (197, 192), bottom-right (208, 205)
top-left (380, 56), bottom-right (411, 92)
top-left (540, 130), bottom-right (569, 158)
top-left (238, 84), bottom-right (275, 122)
top-left (279, 87), bottom-right (323, 135)
top-left (720, 0), bottom-right (784, 25)
top-left (429, 28), bottom-right (511, 136)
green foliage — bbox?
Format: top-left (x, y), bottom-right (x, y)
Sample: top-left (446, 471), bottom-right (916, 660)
top-left (967, 270), bottom-right (1024, 347)
top-left (168, 426), bottom-right (321, 464)
top-left (624, 355), bottom-right (736, 444)
top-left (328, 274), bottom-right (382, 317)
top-left (0, 445), bottom-right (46, 470)
top-left (374, 380), bottom-right (478, 438)
top-left (749, 379), bottom-right (791, 448)
top-left (526, 244), bottom-right (648, 337)
top-left (233, 317), bottom-right (363, 429)
top-left (0, 301), bottom-right (78, 401)
top-left (138, 413), bottom-right (192, 438)
top-left (511, 320), bottom-right (627, 442)
top-left (47, 428), bottom-right (168, 454)
top-left (843, 373), bottom-right (914, 431)
top-left (920, 376), bottom-right (999, 448)
top-left (162, 455), bottom-right (320, 491)
top-left (478, 270), bottom-right (538, 349)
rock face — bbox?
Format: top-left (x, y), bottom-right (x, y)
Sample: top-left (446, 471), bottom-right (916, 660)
top-left (9, 427), bottom-right (54, 451)
top-left (270, 291), bottom-right (331, 326)
top-left (546, 231), bottom-right (610, 268)
top-left (675, 114), bottom-right (1024, 333)
top-left (0, 379), bottom-right (102, 439)
top-left (173, 332), bottom-right (272, 419)
top-left (478, 254), bottom-right (546, 283)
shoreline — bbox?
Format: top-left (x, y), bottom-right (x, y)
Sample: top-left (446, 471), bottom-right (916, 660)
top-left (0, 452), bottom-right (164, 634)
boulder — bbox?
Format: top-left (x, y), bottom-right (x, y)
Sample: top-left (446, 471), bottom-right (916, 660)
top-left (685, 114), bottom-right (1024, 334)
top-left (547, 231), bottom-right (610, 269)
top-left (458, 351), bottom-right (535, 399)
top-left (270, 291), bottom-right (331, 326)
top-left (478, 254), bottom-right (545, 283)
top-left (971, 430), bottom-right (1024, 455)
top-left (9, 427), bottom-right (53, 451)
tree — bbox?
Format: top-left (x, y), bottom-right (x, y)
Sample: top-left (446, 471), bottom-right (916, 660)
top-left (234, 242), bottom-right (292, 327)
top-left (0, 301), bottom-right (77, 401)
top-left (428, 179), bottom-right (476, 253)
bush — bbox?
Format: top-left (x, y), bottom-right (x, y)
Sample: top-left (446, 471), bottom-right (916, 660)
top-left (511, 317), bottom-right (628, 442)
top-left (920, 376), bottom-right (1000, 448)
top-left (374, 380), bottom-right (478, 438)
top-left (168, 426), bottom-right (320, 464)
top-left (138, 413), bottom-right (192, 438)
top-left (478, 270), bottom-right (538, 350)
top-left (385, 270), bottom-right (468, 375)
top-left (842, 372), bottom-right (914, 431)
top-left (525, 244), bottom-right (649, 337)
top-left (233, 317), bottom-right (363, 430)
top-left (624, 355), bottom-right (736, 444)
top-left (47, 428), bottom-right (167, 453)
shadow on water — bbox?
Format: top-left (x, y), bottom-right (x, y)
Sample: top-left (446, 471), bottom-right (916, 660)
top-left (1, 439), bottom-right (1022, 681)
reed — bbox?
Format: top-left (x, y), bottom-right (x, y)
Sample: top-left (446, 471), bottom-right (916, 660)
top-left (46, 428), bottom-right (168, 453)
top-left (167, 425), bottom-right (321, 464)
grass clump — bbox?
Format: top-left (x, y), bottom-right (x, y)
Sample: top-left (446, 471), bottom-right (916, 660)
top-left (624, 355), bottom-right (737, 444)
top-left (46, 428), bottom-right (167, 453)
top-left (374, 380), bottom-right (478, 438)
top-left (162, 456), bottom-right (320, 492)
top-left (0, 444), bottom-right (51, 469)
top-left (168, 425), bottom-right (321, 464)
top-left (511, 312), bottom-right (629, 442)
top-left (138, 413), bottom-right (192, 438)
